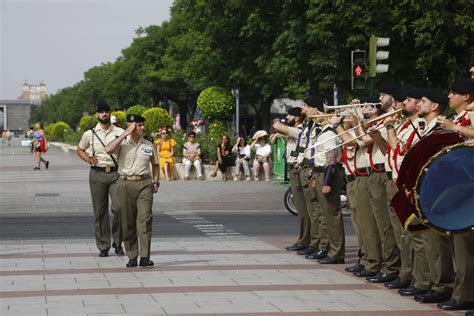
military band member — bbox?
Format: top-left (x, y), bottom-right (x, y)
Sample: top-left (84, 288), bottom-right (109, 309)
top-left (384, 88), bottom-right (432, 297)
top-left (409, 89), bottom-right (455, 303)
top-left (309, 104), bottom-right (345, 264)
top-left (295, 97), bottom-right (329, 259)
top-left (106, 114), bottom-right (160, 268)
top-left (77, 102), bottom-right (124, 257)
top-left (272, 107), bottom-right (309, 251)
top-left (437, 78), bottom-right (474, 311)
top-left (331, 100), bottom-right (383, 276)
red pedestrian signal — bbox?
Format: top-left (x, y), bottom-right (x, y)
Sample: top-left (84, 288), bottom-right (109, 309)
top-left (351, 50), bottom-right (366, 90)
top-left (354, 65), bottom-right (364, 77)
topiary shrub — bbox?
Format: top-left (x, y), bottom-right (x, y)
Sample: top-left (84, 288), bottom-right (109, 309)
top-left (48, 121), bottom-right (72, 141)
top-left (208, 121), bottom-right (228, 142)
top-left (197, 86), bottom-right (235, 121)
top-left (111, 110), bottom-right (127, 129)
top-left (142, 107), bottom-right (173, 135)
top-left (79, 115), bottom-right (98, 131)
top-left (126, 105), bottom-right (147, 116)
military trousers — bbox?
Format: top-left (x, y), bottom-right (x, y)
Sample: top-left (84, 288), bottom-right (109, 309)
top-left (354, 175), bottom-right (382, 272)
top-left (366, 172), bottom-right (400, 275)
top-left (311, 168), bottom-right (344, 260)
top-left (301, 166), bottom-right (328, 251)
top-left (410, 231), bottom-right (430, 290)
top-left (422, 230), bottom-right (454, 295)
top-left (288, 168), bottom-right (311, 247)
top-left (386, 179), bottom-right (412, 281)
top-left (452, 231), bottom-right (474, 301)
top-left (89, 168), bottom-right (122, 252)
top-left (346, 179), bottom-right (368, 267)
top-left (117, 178), bottom-right (154, 259)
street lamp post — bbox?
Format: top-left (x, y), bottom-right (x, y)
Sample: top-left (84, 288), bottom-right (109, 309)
top-left (231, 88), bottom-right (240, 136)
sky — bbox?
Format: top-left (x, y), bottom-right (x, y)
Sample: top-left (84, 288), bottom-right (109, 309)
top-left (0, 0), bottom-right (173, 99)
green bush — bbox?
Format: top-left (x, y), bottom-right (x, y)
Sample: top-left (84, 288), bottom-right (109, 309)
top-left (63, 131), bottom-right (83, 145)
top-left (48, 121), bottom-right (72, 141)
top-left (111, 110), bottom-right (127, 129)
top-left (142, 107), bottom-right (173, 135)
top-left (208, 121), bottom-right (228, 142)
top-left (126, 105), bottom-right (147, 116)
top-left (197, 86), bottom-right (235, 121)
top-left (44, 124), bottom-right (54, 136)
top-left (79, 115), bottom-right (98, 131)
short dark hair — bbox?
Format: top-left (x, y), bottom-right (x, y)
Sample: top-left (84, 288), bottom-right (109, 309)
top-left (187, 131), bottom-right (196, 137)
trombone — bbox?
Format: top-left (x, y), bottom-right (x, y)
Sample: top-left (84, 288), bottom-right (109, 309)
top-left (323, 102), bottom-right (381, 113)
top-left (303, 108), bottom-right (403, 159)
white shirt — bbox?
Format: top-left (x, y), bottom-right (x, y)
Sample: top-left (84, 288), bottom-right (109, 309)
top-left (254, 143), bottom-right (271, 157)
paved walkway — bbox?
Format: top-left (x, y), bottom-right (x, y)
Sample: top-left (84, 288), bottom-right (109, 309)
top-left (0, 137), bottom-right (464, 315)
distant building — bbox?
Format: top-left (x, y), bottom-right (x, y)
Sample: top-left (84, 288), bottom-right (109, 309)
top-left (18, 80), bottom-right (48, 104)
top-left (0, 100), bottom-right (35, 133)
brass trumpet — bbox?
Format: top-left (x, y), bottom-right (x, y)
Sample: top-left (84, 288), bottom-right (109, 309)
top-left (323, 102), bottom-right (381, 113)
top-left (303, 108), bottom-right (403, 159)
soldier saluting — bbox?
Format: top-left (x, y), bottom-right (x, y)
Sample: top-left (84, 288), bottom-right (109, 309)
top-left (106, 114), bottom-right (160, 268)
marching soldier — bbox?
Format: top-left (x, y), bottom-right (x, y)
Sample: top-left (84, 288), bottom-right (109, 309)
top-left (77, 102), bottom-right (124, 257)
top-left (106, 114), bottom-right (160, 268)
top-left (272, 107), bottom-right (309, 252)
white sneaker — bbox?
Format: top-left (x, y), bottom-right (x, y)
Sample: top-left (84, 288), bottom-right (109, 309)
top-left (265, 177), bottom-right (271, 182)
top-left (197, 175), bottom-right (203, 180)
top-left (246, 176), bottom-right (251, 181)
top-left (254, 177), bottom-right (259, 182)
top-left (233, 176), bottom-right (239, 181)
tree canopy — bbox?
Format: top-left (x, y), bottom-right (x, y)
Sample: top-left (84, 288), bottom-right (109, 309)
top-left (34, 0), bottom-right (473, 130)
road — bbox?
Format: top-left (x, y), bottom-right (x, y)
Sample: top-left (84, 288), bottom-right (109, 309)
top-left (0, 137), bottom-right (354, 241)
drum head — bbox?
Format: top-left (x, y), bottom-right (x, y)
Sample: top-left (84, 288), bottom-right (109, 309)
top-left (416, 145), bottom-right (474, 233)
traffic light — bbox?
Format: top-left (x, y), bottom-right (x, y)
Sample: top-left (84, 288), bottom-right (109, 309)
top-left (369, 35), bottom-right (390, 77)
top-left (351, 50), bottom-right (366, 90)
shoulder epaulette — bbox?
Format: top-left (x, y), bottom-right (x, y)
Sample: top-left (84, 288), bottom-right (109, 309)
top-left (144, 135), bottom-right (155, 143)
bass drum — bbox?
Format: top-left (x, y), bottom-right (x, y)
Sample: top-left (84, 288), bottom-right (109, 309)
top-left (391, 130), bottom-right (464, 231)
top-left (414, 144), bottom-right (474, 234)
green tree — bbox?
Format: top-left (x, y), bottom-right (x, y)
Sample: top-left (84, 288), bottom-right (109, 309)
top-left (126, 105), bottom-right (147, 115)
top-left (142, 107), bottom-right (173, 135)
top-left (197, 87), bottom-right (235, 122)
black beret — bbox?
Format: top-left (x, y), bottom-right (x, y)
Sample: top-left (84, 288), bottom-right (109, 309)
top-left (287, 107), bottom-right (302, 116)
top-left (422, 88), bottom-right (448, 105)
top-left (361, 94), bottom-right (380, 104)
top-left (96, 102), bottom-right (111, 112)
top-left (126, 114), bottom-right (145, 123)
top-left (450, 78), bottom-right (474, 95)
top-left (406, 87), bottom-right (424, 100)
top-left (393, 84), bottom-right (416, 102)
top-left (303, 96), bottom-right (325, 112)
top-left (379, 83), bottom-right (402, 96)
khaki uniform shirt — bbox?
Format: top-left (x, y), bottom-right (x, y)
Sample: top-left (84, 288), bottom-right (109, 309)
top-left (117, 136), bottom-right (159, 176)
top-left (78, 123), bottom-right (124, 167)
top-left (295, 121), bottom-right (320, 164)
top-left (312, 125), bottom-right (341, 167)
top-left (286, 124), bottom-right (303, 164)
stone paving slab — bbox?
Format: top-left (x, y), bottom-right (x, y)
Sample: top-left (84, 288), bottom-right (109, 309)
top-left (0, 238), bottom-right (463, 316)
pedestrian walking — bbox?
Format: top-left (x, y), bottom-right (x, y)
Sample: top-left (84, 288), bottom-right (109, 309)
top-left (31, 122), bottom-right (50, 170)
top-left (77, 103), bottom-right (125, 257)
top-left (106, 114), bottom-right (160, 268)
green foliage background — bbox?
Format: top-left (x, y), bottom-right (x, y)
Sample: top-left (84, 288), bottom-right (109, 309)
top-left (197, 87), bottom-right (235, 122)
top-left (126, 105), bottom-right (147, 116)
top-left (142, 107), bottom-right (174, 134)
top-left (32, 0), bottom-right (473, 131)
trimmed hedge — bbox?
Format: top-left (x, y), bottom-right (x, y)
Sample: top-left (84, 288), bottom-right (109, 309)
top-left (142, 107), bottom-right (173, 135)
